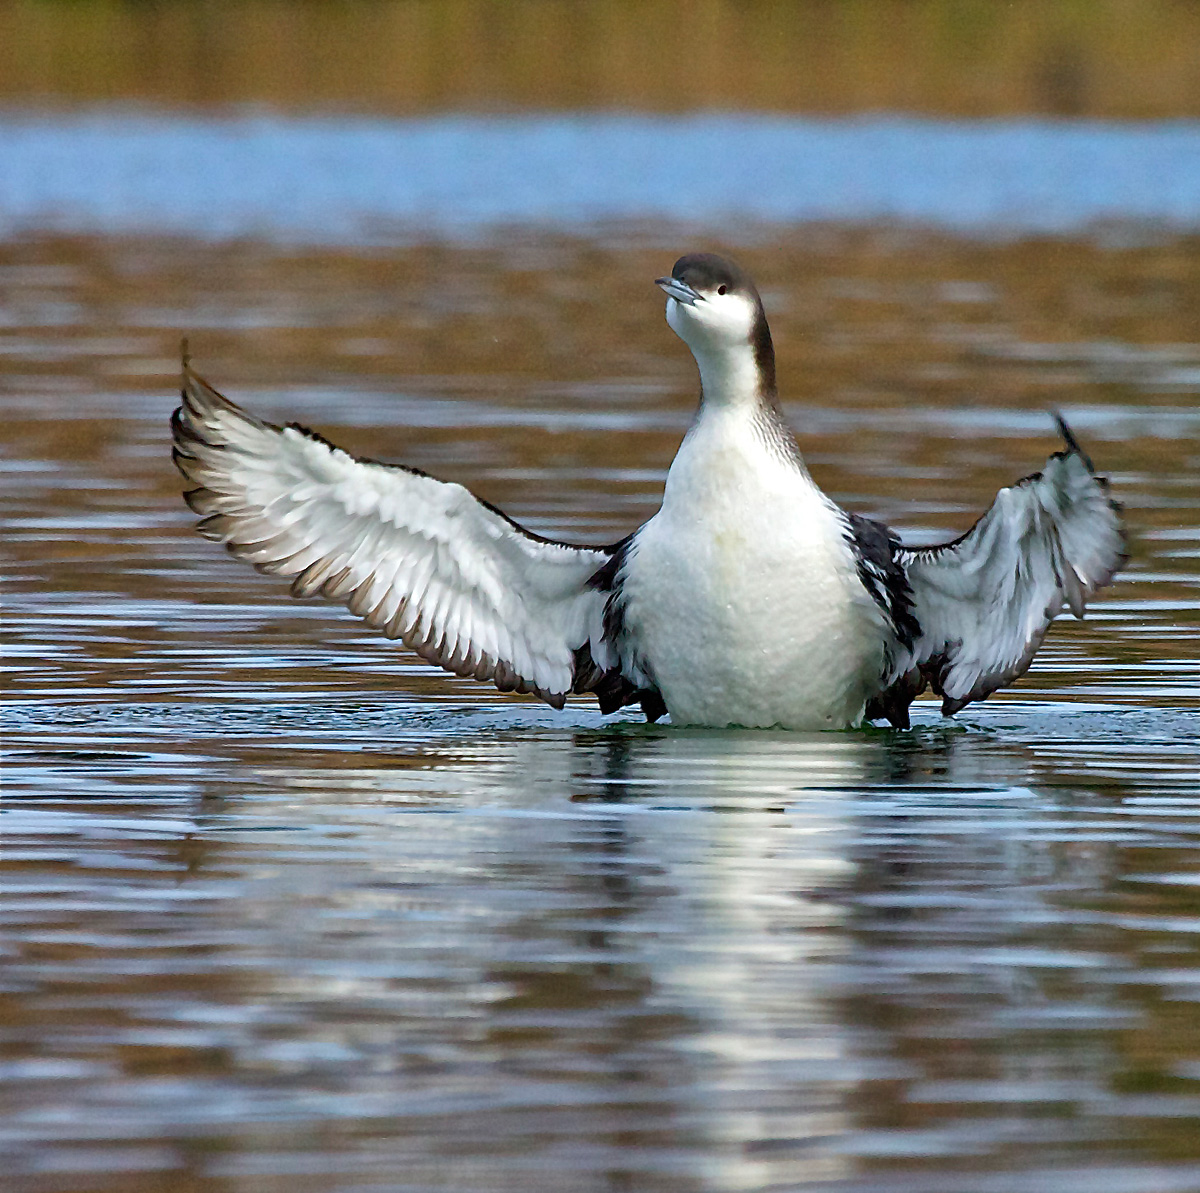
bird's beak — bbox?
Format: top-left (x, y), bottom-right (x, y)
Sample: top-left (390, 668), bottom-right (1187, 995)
top-left (655, 276), bottom-right (700, 306)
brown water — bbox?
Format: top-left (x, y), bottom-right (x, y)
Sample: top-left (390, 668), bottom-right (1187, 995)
top-left (3, 227), bottom-right (1199, 1192)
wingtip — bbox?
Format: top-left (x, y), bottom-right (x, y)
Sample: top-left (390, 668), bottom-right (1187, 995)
top-left (178, 337), bottom-right (207, 422)
top-left (1051, 411), bottom-right (1096, 472)
top-left (180, 337), bottom-right (194, 400)
top-left (176, 353), bottom-right (255, 425)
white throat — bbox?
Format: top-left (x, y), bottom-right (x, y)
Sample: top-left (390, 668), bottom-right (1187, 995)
top-left (689, 338), bottom-right (764, 411)
top-left (666, 296), bottom-right (769, 412)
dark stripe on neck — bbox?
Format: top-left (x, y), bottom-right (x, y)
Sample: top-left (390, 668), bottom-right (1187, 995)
top-left (752, 304), bottom-right (777, 401)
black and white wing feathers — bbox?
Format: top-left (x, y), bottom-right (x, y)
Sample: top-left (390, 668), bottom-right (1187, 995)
top-left (883, 416), bottom-right (1125, 720)
top-left (171, 362), bottom-right (654, 713)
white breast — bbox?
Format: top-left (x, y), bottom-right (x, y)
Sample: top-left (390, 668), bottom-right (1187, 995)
top-left (620, 406), bottom-right (890, 729)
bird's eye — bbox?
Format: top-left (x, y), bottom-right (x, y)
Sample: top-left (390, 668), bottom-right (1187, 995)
top-left (717, 285), bottom-right (727, 295)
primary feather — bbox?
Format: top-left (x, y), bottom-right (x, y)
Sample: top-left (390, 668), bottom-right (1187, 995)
top-left (171, 361), bottom-right (655, 713)
top-left (887, 418), bottom-right (1126, 718)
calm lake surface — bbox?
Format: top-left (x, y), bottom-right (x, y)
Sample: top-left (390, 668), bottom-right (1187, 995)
top-left (3, 16), bottom-right (1200, 1189)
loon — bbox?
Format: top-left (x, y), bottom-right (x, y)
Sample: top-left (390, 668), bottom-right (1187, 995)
top-left (171, 252), bottom-right (1125, 730)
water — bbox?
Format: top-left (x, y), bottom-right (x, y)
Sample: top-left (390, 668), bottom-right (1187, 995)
top-left (2, 121), bottom-right (1200, 1191)
top-left (5, 704), bottom-right (1200, 1190)
top-left (3, 113), bottom-right (1200, 242)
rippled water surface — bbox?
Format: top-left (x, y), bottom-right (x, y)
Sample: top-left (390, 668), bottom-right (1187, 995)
top-left (3, 110), bottom-right (1200, 1193)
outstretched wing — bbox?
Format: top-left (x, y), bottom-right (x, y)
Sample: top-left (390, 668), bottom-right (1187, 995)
top-left (171, 360), bottom-right (638, 710)
top-left (882, 417), bottom-right (1126, 720)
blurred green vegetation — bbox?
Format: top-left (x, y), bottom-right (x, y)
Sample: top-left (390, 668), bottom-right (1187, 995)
top-left (1, 0), bottom-right (1198, 116)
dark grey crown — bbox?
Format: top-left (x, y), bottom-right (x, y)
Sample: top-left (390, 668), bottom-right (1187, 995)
top-left (670, 253), bottom-right (762, 302)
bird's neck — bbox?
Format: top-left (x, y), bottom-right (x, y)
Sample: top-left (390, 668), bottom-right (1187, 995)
top-left (683, 327), bottom-right (809, 484)
top-left (691, 330), bottom-right (778, 416)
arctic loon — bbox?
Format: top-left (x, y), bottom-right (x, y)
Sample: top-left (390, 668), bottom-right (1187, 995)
top-left (171, 252), bottom-right (1126, 729)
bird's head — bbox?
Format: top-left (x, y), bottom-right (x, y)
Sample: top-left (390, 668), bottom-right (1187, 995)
top-left (655, 253), bottom-right (776, 402)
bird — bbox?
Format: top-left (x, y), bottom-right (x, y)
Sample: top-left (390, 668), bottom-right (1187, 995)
top-left (171, 252), bottom-right (1126, 730)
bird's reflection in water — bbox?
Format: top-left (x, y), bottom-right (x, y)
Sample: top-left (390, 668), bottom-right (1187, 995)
top-left (228, 719), bottom-right (1056, 1189)
top-left (548, 722), bottom-right (1065, 1187)
top-left (557, 728), bottom-right (873, 1186)
top-left (521, 724), bottom-right (1015, 1187)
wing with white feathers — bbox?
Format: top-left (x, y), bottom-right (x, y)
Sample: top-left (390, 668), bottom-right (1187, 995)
top-left (883, 417), bottom-right (1126, 720)
top-left (171, 361), bottom-right (651, 712)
